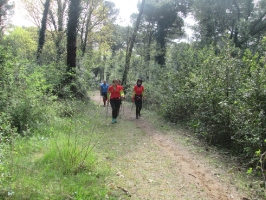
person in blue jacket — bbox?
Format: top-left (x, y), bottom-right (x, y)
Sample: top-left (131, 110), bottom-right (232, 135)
top-left (100, 80), bottom-right (109, 106)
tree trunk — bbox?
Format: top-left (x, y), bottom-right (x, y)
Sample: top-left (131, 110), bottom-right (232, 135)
top-left (121, 0), bottom-right (145, 87)
top-left (81, 2), bottom-right (93, 57)
top-left (36, 0), bottom-right (51, 64)
top-left (155, 24), bottom-right (167, 66)
top-left (65, 0), bottom-right (81, 94)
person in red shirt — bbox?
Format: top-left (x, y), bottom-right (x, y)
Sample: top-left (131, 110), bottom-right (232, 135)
top-left (132, 79), bottom-right (145, 119)
top-left (107, 80), bottom-right (124, 124)
top-left (116, 79), bottom-right (125, 117)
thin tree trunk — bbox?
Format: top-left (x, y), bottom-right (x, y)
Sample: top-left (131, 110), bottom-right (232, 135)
top-left (36, 0), bottom-right (51, 64)
top-left (121, 0), bottom-right (145, 87)
top-left (48, 0), bottom-right (68, 63)
top-left (81, 2), bottom-right (93, 57)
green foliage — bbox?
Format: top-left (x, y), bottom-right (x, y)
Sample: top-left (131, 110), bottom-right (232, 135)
top-left (192, 0), bottom-right (266, 50)
top-left (140, 0), bottom-right (190, 66)
top-left (230, 50), bottom-right (266, 158)
top-left (0, 45), bottom-right (60, 134)
top-left (3, 0), bottom-right (266, 196)
top-left (157, 40), bottom-right (266, 166)
top-left (4, 27), bottom-right (37, 60)
top-left (0, 102), bottom-right (112, 199)
top-left (0, 112), bottom-right (18, 143)
top-left (247, 167), bottom-right (253, 175)
top-left (3, 63), bottom-right (57, 134)
top-left (41, 123), bottom-right (95, 175)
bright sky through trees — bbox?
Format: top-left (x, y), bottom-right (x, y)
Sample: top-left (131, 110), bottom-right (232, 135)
top-left (111, 0), bottom-right (139, 25)
top-left (11, 0), bottom-right (193, 40)
top-left (11, 0), bottom-right (33, 26)
top-left (12, 0), bottom-right (139, 27)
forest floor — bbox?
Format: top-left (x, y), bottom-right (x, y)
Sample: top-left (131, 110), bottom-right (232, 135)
top-left (90, 91), bottom-right (254, 200)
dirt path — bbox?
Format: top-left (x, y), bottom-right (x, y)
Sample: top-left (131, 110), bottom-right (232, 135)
top-left (91, 92), bottom-right (248, 200)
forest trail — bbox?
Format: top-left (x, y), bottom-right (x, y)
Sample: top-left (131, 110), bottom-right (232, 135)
top-left (90, 91), bottom-right (248, 200)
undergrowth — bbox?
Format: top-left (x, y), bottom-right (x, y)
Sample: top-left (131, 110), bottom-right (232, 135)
top-left (0, 100), bottom-right (116, 199)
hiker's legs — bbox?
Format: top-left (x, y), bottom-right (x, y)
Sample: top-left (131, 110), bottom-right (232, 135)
top-left (117, 100), bottom-right (121, 116)
top-left (102, 93), bottom-right (107, 106)
top-left (110, 100), bottom-right (117, 119)
top-left (135, 102), bottom-right (138, 118)
top-left (135, 106), bottom-right (138, 118)
top-left (110, 100), bottom-right (120, 121)
top-left (135, 100), bottom-right (142, 119)
top-left (138, 100), bottom-right (142, 116)
top-left (115, 100), bottom-right (120, 119)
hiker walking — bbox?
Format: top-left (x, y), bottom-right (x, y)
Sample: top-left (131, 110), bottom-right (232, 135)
top-left (132, 79), bottom-right (145, 119)
top-left (100, 80), bottom-right (109, 106)
top-left (117, 79), bottom-right (125, 117)
top-left (107, 80), bottom-right (124, 124)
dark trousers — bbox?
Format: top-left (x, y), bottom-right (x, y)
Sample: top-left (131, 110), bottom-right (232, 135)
top-left (117, 100), bottom-right (122, 116)
top-left (135, 100), bottom-right (142, 116)
top-left (110, 99), bottom-right (120, 119)
top-left (102, 93), bottom-right (107, 105)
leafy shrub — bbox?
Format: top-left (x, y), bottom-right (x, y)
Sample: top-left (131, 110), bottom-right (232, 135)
top-left (158, 40), bottom-right (266, 166)
top-left (0, 48), bottom-right (57, 134)
top-left (0, 112), bottom-right (18, 142)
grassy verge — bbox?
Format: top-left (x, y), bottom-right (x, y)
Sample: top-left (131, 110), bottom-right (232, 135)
top-left (0, 100), bottom-right (115, 199)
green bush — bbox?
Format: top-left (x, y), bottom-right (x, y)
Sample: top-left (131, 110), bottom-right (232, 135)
top-left (158, 41), bottom-right (266, 166)
top-left (0, 45), bottom-right (62, 135)
top-left (0, 112), bottom-right (18, 142)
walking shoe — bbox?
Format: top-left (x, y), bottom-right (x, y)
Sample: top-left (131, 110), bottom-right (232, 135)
top-left (111, 118), bottom-right (115, 124)
top-left (114, 119), bottom-right (117, 123)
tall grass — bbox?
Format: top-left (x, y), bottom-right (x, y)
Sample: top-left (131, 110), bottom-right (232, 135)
top-left (0, 101), bottom-right (113, 199)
